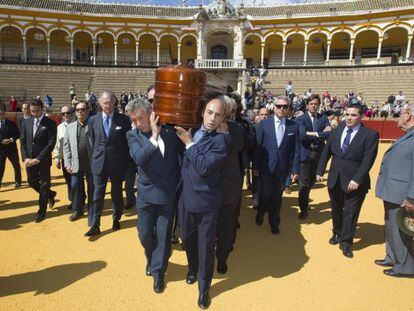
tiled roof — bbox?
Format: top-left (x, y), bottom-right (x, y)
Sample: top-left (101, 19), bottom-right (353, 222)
top-left (0, 0), bottom-right (412, 18)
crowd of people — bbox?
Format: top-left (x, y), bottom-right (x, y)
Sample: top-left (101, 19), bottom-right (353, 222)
top-left (0, 82), bottom-right (414, 309)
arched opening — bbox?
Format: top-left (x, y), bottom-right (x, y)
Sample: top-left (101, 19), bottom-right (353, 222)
top-left (308, 32), bottom-right (328, 65)
top-left (73, 31), bottom-right (93, 65)
top-left (330, 32), bottom-right (351, 63)
top-left (382, 27), bottom-right (408, 63)
top-left (243, 34), bottom-right (261, 68)
top-left (26, 28), bottom-right (47, 63)
top-left (96, 32), bottom-right (114, 65)
top-left (206, 31), bottom-right (233, 59)
top-left (138, 34), bottom-right (157, 67)
top-left (0, 26), bottom-right (23, 62)
top-left (180, 35), bottom-right (197, 66)
top-left (264, 34), bottom-right (283, 67)
top-left (50, 29), bottom-right (71, 64)
top-left (117, 33), bottom-right (136, 66)
top-left (159, 35), bottom-right (178, 66)
top-left (285, 33), bottom-right (305, 65)
top-left (354, 29), bottom-right (379, 64)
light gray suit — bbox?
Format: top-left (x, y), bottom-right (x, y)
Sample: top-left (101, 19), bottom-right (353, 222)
top-left (375, 127), bottom-right (414, 275)
top-left (63, 121), bottom-right (87, 173)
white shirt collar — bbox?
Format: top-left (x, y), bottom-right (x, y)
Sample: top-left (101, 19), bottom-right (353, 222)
top-left (274, 116), bottom-right (285, 124)
top-left (35, 114), bottom-right (44, 123)
top-left (102, 111), bottom-right (114, 119)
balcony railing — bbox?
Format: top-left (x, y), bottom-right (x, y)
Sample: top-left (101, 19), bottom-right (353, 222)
top-left (195, 59), bottom-right (246, 69)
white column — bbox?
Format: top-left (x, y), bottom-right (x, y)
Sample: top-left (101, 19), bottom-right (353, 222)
top-left (197, 26), bottom-right (203, 60)
top-left (177, 43), bottom-right (181, 64)
top-left (0, 33), bottom-right (3, 61)
top-left (46, 36), bottom-right (51, 64)
top-left (92, 39), bottom-right (96, 66)
top-left (303, 39), bottom-right (308, 65)
top-left (135, 41), bottom-right (139, 66)
top-left (405, 34), bottom-right (412, 61)
top-left (282, 40), bottom-right (286, 66)
top-left (114, 40), bottom-right (118, 66)
top-left (260, 42), bottom-right (265, 67)
top-left (377, 36), bottom-right (383, 61)
top-left (156, 41), bottom-right (160, 67)
top-left (23, 35), bottom-right (27, 62)
top-left (349, 38), bottom-right (355, 64)
top-left (325, 39), bottom-right (331, 64)
top-left (70, 37), bottom-right (74, 64)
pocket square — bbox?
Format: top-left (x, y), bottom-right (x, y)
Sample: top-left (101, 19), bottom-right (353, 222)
top-left (287, 133), bottom-right (294, 136)
top-left (115, 126), bottom-right (122, 130)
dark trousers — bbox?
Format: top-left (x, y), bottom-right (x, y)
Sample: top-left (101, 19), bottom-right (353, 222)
top-left (89, 172), bottom-right (124, 228)
top-left (61, 159), bottom-right (72, 201)
top-left (137, 198), bottom-right (174, 281)
top-left (26, 161), bottom-right (53, 217)
top-left (179, 204), bottom-right (219, 296)
top-left (328, 179), bottom-right (367, 246)
top-left (124, 166), bottom-right (136, 207)
top-left (384, 201), bottom-right (414, 275)
top-left (298, 150), bottom-right (320, 214)
top-left (0, 147), bottom-right (21, 185)
top-left (258, 172), bottom-right (284, 229)
top-left (71, 169), bottom-right (93, 215)
top-left (216, 200), bottom-right (239, 264)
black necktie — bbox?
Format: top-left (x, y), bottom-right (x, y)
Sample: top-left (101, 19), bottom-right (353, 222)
top-left (311, 115), bottom-right (316, 131)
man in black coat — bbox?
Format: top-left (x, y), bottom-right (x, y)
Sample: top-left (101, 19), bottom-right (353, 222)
top-left (316, 103), bottom-right (379, 258)
top-left (20, 99), bottom-right (57, 222)
top-left (85, 91), bottom-right (132, 237)
top-left (0, 106), bottom-right (21, 188)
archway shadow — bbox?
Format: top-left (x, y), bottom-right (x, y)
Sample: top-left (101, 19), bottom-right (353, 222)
top-left (353, 222), bottom-right (385, 251)
top-left (0, 261), bottom-right (107, 297)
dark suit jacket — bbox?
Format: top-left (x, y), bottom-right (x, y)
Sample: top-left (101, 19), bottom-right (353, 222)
top-left (296, 112), bottom-right (331, 162)
top-left (180, 130), bottom-right (230, 213)
top-left (88, 112), bottom-right (132, 177)
top-left (20, 116), bottom-right (57, 164)
top-left (127, 126), bottom-right (182, 205)
top-left (221, 120), bottom-right (244, 206)
top-left (0, 118), bottom-right (20, 154)
top-left (316, 123), bottom-right (379, 192)
top-left (253, 117), bottom-right (300, 180)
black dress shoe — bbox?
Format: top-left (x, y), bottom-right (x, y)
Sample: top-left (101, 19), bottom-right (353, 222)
top-left (153, 279), bottom-right (165, 294)
top-left (383, 268), bottom-right (414, 278)
top-left (112, 220), bottom-right (121, 231)
top-left (14, 182), bottom-right (21, 188)
top-left (339, 244), bottom-right (353, 258)
top-left (35, 214), bottom-right (46, 223)
top-left (329, 234), bottom-right (340, 245)
top-left (124, 203), bottom-right (134, 210)
top-left (186, 272), bottom-right (197, 284)
top-left (69, 212), bottom-right (83, 222)
top-left (255, 212), bottom-right (263, 226)
top-left (374, 259), bottom-right (393, 267)
top-left (48, 191), bottom-right (57, 209)
top-left (298, 212), bottom-right (308, 220)
top-left (271, 227), bottom-right (280, 235)
top-left (84, 226), bottom-right (100, 237)
top-left (198, 293), bottom-right (210, 309)
top-left (146, 263), bottom-right (151, 276)
top-left (217, 261), bottom-right (228, 275)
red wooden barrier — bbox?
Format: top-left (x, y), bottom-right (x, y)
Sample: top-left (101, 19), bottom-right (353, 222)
top-left (363, 120), bottom-right (404, 140)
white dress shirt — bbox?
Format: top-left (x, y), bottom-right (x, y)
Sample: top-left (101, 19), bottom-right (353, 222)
top-left (340, 124), bottom-right (361, 147)
top-left (274, 116), bottom-right (286, 147)
top-left (33, 114), bottom-right (44, 138)
top-left (149, 135), bottom-right (165, 157)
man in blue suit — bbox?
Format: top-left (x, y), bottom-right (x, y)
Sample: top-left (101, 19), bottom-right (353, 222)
top-left (253, 96), bottom-right (300, 234)
top-left (127, 97), bottom-right (182, 293)
top-left (295, 94), bottom-right (331, 219)
top-left (85, 91), bottom-right (132, 237)
top-left (175, 96), bottom-right (230, 310)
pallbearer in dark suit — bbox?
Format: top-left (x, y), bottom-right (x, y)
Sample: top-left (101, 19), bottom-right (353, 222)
top-left (317, 104), bottom-right (379, 258)
top-left (175, 97), bottom-right (230, 310)
top-left (295, 94), bottom-right (331, 219)
top-left (85, 91), bottom-right (132, 237)
top-left (0, 106), bottom-right (21, 189)
top-left (20, 99), bottom-right (57, 222)
top-left (127, 98), bottom-right (182, 294)
top-left (216, 95), bottom-right (244, 275)
top-left (253, 96), bottom-right (300, 235)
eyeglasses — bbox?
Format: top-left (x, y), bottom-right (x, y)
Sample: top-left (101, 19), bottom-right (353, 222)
top-left (275, 105), bottom-right (289, 110)
top-left (76, 108), bottom-right (86, 112)
top-left (62, 112), bottom-right (73, 115)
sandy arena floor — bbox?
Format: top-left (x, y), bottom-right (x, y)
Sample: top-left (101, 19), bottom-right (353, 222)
top-left (0, 142), bottom-right (413, 310)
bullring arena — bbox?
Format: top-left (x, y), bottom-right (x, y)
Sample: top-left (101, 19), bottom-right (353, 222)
top-left (0, 0), bottom-right (414, 310)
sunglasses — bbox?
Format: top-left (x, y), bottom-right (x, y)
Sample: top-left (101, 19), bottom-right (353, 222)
top-left (76, 108), bottom-right (86, 112)
top-left (62, 112), bottom-right (73, 115)
top-left (275, 105), bottom-right (289, 110)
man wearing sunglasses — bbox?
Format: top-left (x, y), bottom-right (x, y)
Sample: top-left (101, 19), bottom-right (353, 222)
top-left (253, 96), bottom-right (300, 235)
top-left (54, 105), bottom-right (75, 208)
top-left (316, 103), bottom-right (379, 258)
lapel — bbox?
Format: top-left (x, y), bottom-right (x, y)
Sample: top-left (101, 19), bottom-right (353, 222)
top-left (34, 117), bottom-right (46, 140)
top-left (278, 118), bottom-right (290, 148)
top-left (107, 112), bottom-right (117, 141)
top-left (334, 124), bottom-right (345, 155)
top-left (304, 113), bottom-right (313, 131)
top-left (385, 130), bottom-right (413, 154)
top-left (342, 124), bottom-right (366, 157)
top-left (160, 127), bottom-right (170, 159)
top-left (267, 117), bottom-right (278, 149)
